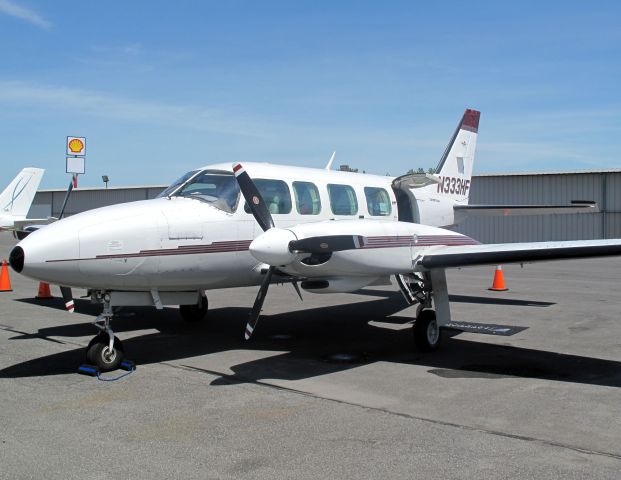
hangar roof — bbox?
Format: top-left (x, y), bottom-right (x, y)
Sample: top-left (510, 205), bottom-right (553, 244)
top-left (475, 169), bottom-right (621, 177)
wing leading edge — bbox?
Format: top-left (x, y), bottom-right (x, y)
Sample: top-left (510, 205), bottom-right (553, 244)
top-left (417, 239), bottom-right (621, 270)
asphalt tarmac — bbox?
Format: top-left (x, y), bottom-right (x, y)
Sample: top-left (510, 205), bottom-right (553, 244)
top-left (1, 231), bottom-right (621, 479)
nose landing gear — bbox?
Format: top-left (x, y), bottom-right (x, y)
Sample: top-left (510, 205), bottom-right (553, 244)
top-left (86, 292), bottom-right (125, 371)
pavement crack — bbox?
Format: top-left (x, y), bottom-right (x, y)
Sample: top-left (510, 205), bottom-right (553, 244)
top-left (171, 362), bottom-right (621, 462)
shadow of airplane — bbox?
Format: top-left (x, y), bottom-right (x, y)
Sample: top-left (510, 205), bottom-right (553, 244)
top-left (353, 289), bottom-right (555, 307)
top-left (2, 295), bottom-right (620, 389)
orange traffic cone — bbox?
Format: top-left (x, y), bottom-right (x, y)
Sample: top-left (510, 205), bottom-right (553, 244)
top-left (489, 265), bottom-right (508, 291)
top-left (0, 257), bottom-right (12, 292)
top-left (36, 282), bottom-right (54, 299)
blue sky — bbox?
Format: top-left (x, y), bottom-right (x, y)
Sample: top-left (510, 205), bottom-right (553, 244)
top-left (0, 1), bottom-right (619, 189)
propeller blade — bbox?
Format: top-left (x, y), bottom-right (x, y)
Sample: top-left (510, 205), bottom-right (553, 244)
top-left (233, 163), bottom-right (274, 232)
top-left (289, 235), bottom-right (364, 254)
top-left (245, 266), bottom-right (274, 340)
top-left (292, 281), bottom-right (303, 301)
top-left (58, 180), bottom-right (74, 220)
top-left (60, 286), bottom-right (75, 313)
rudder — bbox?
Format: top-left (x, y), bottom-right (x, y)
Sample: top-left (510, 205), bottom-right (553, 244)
top-left (434, 109), bottom-right (479, 202)
top-left (0, 168), bottom-right (45, 218)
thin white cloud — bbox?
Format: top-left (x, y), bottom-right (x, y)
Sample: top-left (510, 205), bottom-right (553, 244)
top-left (0, 80), bottom-right (275, 138)
top-left (0, 0), bottom-right (50, 29)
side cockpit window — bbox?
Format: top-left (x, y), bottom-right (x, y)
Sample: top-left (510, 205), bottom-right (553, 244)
top-left (162, 170), bottom-right (240, 213)
top-left (244, 179), bottom-right (292, 214)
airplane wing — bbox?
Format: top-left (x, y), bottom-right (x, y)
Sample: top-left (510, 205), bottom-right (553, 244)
top-left (453, 200), bottom-right (598, 218)
top-left (417, 239), bottom-right (621, 270)
top-left (11, 218), bottom-right (56, 230)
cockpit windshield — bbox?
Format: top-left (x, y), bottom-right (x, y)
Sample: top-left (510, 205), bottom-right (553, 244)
top-left (158, 170), bottom-right (199, 198)
top-left (158, 169), bottom-right (240, 213)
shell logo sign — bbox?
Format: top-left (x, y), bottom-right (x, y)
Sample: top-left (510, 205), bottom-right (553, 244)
top-left (68, 138), bottom-right (84, 153)
top-left (66, 136), bottom-right (86, 156)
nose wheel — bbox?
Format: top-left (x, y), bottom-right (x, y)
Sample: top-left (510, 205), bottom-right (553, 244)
top-left (86, 292), bottom-right (125, 372)
top-left (86, 333), bottom-right (125, 371)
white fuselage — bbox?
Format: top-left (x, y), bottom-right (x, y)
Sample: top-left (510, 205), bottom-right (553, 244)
top-left (15, 162), bottom-right (470, 291)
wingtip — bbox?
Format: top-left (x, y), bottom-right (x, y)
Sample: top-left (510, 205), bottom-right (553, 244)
top-left (461, 109), bottom-right (480, 133)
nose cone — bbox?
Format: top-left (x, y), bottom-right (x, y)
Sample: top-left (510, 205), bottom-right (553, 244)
top-left (12, 220), bottom-right (81, 285)
top-left (249, 228), bottom-right (297, 266)
top-left (9, 246), bottom-right (24, 273)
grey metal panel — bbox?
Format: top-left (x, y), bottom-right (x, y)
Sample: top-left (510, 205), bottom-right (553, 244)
top-left (457, 172), bottom-right (610, 243)
top-left (33, 187), bottom-right (165, 218)
top-left (147, 187), bottom-right (165, 199)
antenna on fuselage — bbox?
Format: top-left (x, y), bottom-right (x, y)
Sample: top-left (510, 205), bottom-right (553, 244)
top-left (324, 151), bottom-right (336, 170)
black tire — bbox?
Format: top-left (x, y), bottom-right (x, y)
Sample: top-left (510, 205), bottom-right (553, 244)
top-left (413, 309), bottom-right (441, 352)
top-left (179, 295), bottom-right (208, 322)
top-left (85, 334), bottom-right (124, 371)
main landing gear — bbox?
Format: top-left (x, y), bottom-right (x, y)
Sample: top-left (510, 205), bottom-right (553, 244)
top-left (413, 309), bottom-right (441, 352)
top-left (396, 272), bottom-right (447, 352)
top-left (86, 292), bottom-right (124, 372)
top-left (179, 293), bottom-right (208, 322)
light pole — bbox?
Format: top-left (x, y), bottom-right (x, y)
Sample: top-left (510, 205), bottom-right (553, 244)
top-left (102, 175), bottom-right (109, 189)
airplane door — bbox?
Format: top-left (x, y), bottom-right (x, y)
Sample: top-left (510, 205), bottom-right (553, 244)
top-left (392, 174), bottom-right (425, 223)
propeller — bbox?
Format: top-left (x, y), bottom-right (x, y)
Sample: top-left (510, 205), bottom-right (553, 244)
top-left (245, 266), bottom-right (274, 339)
top-left (60, 286), bottom-right (75, 313)
top-left (233, 163), bottom-right (277, 340)
top-left (289, 235), bottom-right (363, 254)
top-left (57, 179), bottom-right (74, 220)
top-left (233, 164), bottom-right (274, 232)
top-left (233, 162), bottom-right (365, 339)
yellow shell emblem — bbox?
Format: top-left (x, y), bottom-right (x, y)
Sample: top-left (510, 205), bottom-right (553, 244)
top-left (68, 138), bottom-right (84, 153)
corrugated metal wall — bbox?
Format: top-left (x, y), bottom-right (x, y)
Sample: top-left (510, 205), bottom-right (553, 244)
top-left (31, 186), bottom-right (166, 218)
top-left (30, 171), bottom-right (621, 243)
top-left (456, 171), bottom-right (621, 243)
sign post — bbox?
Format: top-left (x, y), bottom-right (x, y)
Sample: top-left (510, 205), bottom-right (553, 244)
top-left (66, 136), bottom-right (86, 187)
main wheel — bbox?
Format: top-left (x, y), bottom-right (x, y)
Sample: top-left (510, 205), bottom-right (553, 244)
top-left (86, 333), bottom-right (124, 371)
top-left (179, 294), bottom-right (208, 322)
top-left (413, 309), bottom-right (441, 352)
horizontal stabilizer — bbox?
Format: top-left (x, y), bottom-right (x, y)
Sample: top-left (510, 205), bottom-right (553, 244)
top-left (454, 201), bottom-right (598, 219)
top-left (418, 239), bottom-right (621, 270)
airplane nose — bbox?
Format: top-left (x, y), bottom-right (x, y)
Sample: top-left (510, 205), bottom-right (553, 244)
top-left (9, 246), bottom-right (24, 273)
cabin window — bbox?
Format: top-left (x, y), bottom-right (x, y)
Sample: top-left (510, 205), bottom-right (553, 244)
top-left (244, 179), bottom-right (292, 214)
top-left (293, 181), bottom-right (321, 215)
top-left (328, 184), bottom-right (358, 215)
top-left (365, 187), bottom-right (392, 216)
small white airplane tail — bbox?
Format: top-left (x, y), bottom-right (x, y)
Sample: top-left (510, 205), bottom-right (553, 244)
top-left (433, 109), bottom-right (479, 203)
top-left (0, 168), bottom-right (45, 218)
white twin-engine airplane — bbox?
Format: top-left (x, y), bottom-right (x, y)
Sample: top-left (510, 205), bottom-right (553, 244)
top-left (0, 167), bottom-right (45, 230)
top-left (9, 109), bottom-right (621, 371)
